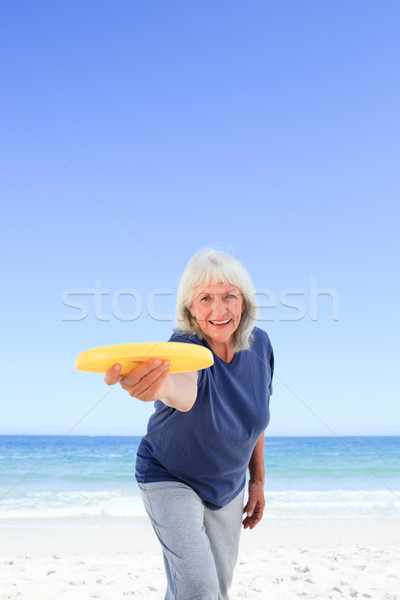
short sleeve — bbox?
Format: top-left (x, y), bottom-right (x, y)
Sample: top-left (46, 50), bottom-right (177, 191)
top-left (269, 346), bottom-right (274, 395)
top-left (168, 330), bottom-right (208, 386)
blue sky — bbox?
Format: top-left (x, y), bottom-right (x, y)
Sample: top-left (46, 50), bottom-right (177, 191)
top-left (1, 0), bottom-right (399, 436)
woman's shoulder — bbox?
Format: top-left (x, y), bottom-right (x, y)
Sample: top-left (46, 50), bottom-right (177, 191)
top-left (251, 326), bottom-right (273, 351)
top-left (168, 330), bottom-right (209, 386)
top-left (168, 329), bottom-right (204, 346)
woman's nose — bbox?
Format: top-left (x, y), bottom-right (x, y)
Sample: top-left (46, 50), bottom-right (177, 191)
top-left (212, 297), bottom-right (228, 316)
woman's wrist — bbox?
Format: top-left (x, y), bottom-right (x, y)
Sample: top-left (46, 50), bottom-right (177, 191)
top-left (249, 476), bottom-right (265, 485)
top-left (161, 372), bottom-right (198, 412)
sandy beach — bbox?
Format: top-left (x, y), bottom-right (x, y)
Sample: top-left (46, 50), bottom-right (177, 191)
top-left (1, 519), bottom-right (399, 600)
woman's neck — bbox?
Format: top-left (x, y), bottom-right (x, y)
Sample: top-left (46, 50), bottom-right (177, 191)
top-left (206, 338), bottom-right (235, 363)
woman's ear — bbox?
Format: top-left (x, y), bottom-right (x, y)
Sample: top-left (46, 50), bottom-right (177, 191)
top-left (187, 305), bottom-right (195, 320)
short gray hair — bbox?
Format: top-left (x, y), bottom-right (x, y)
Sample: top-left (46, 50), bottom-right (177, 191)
top-left (175, 248), bottom-right (258, 352)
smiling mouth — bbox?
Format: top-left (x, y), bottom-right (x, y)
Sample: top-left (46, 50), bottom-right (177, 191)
top-left (209, 319), bottom-right (231, 326)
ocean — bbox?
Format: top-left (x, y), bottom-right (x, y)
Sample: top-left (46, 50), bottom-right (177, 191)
top-left (0, 436), bottom-right (399, 526)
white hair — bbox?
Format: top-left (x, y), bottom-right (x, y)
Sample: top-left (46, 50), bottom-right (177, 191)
top-left (175, 248), bottom-right (258, 352)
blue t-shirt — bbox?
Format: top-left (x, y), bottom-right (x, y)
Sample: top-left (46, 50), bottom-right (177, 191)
top-left (135, 326), bottom-right (274, 510)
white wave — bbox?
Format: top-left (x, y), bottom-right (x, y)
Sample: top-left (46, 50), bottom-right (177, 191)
top-left (0, 490), bottom-right (147, 520)
top-left (264, 489), bottom-right (400, 519)
top-left (0, 489), bottom-right (398, 522)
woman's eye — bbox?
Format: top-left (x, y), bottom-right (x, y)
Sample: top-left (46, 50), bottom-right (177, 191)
top-left (227, 294), bottom-right (236, 300)
top-left (201, 296), bottom-right (211, 302)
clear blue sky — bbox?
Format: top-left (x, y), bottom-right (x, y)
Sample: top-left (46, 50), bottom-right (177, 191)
top-left (1, 0), bottom-right (399, 436)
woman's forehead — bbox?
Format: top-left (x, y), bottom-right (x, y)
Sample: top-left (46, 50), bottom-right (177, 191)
top-left (193, 281), bottom-right (240, 295)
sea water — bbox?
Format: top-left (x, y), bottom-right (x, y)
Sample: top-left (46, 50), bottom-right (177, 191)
top-left (0, 436), bottom-right (399, 526)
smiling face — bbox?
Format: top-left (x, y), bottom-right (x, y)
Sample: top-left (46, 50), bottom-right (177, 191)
top-left (189, 282), bottom-right (245, 351)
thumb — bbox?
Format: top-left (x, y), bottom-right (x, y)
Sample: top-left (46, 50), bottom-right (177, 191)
top-left (243, 497), bottom-right (256, 518)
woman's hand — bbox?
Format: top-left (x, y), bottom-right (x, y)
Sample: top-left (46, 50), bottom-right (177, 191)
top-left (105, 359), bottom-right (171, 402)
top-left (105, 360), bottom-right (197, 411)
top-left (242, 480), bottom-right (265, 530)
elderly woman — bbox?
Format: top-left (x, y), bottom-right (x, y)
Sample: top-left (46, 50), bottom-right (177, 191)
top-left (105, 249), bottom-right (274, 600)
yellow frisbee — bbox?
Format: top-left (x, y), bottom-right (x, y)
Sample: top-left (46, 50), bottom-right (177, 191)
top-left (75, 342), bottom-right (214, 375)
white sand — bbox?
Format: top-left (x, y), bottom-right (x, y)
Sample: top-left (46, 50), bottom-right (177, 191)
top-left (1, 520), bottom-right (399, 599)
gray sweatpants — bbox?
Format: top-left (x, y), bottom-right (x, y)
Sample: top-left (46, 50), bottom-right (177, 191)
top-left (139, 481), bottom-right (245, 600)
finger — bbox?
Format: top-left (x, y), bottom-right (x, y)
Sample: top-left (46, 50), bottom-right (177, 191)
top-left (242, 515), bottom-right (251, 529)
top-left (129, 368), bottom-right (170, 401)
top-left (104, 363), bottom-right (122, 386)
top-left (242, 513), bottom-right (256, 529)
top-left (121, 359), bottom-right (168, 387)
top-left (243, 506), bottom-right (264, 530)
top-left (243, 516), bottom-right (260, 530)
top-left (243, 499), bottom-right (256, 518)
top-left (120, 360), bottom-right (169, 393)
